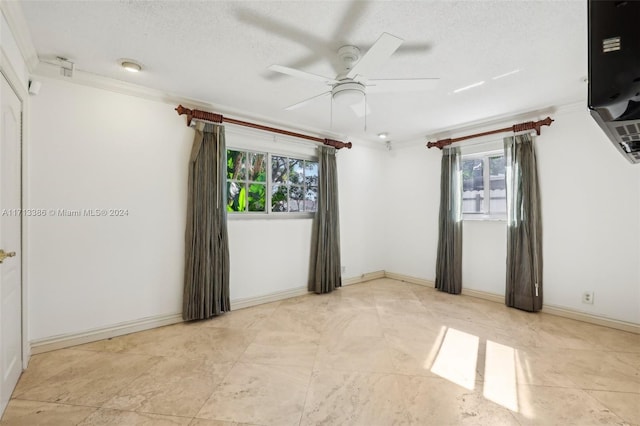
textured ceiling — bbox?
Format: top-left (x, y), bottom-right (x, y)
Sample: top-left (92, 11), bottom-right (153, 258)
top-left (20, 0), bottom-right (588, 145)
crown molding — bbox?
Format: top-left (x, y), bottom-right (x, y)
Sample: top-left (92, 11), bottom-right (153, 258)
top-left (391, 98), bottom-right (588, 151)
top-left (424, 99), bottom-right (586, 142)
top-left (32, 61), bottom-right (364, 149)
top-left (0, 0), bottom-right (39, 71)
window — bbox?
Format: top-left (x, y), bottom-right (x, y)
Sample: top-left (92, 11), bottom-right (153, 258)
top-left (461, 151), bottom-right (506, 219)
top-left (226, 149), bottom-right (318, 215)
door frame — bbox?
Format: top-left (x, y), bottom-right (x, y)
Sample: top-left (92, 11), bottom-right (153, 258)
top-left (0, 52), bottom-right (30, 372)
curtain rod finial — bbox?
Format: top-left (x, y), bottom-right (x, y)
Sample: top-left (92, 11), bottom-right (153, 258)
top-left (175, 104), bottom-right (194, 126)
top-left (534, 116), bottom-right (554, 135)
top-left (427, 139), bottom-right (452, 149)
top-left (324, 139), bottom-right (353, 149)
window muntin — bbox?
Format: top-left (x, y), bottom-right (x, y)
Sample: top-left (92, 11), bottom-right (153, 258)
top-left (226, 149), bottom-right (317, 215)
top-left (462, 151), bottom-right (506, 219)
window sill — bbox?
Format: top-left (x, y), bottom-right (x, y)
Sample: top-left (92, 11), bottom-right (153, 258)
top-left (462, 214), bottom-right (506, 222)
top-left (228, 212), bottom-right (315, 220)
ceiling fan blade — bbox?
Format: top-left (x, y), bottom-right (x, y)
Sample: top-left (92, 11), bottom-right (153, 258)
top-left (331, 1), bottom-right (371, 43)
top-left (366, 78), bottom-right (439, 93)
top-left (268, 65), bottom-right (337, 84)
top-left (346, 32), bottom-right (403, 79)
top-left (284, 91), bottom-right (331, 111)
top-left (359, 42), bottom-right (432, 56)
top-left (236, 9), bottom-right (328, 53)
top-left (349, 99), bottom-right (372, 118)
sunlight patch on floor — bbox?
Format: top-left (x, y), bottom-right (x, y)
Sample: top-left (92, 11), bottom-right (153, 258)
top-left (422, 325), bottom-right (447, 371)
top-left (483, 340), bottom-right (518, 412)
top-left (515, 349), bottom-right (536, 419)
top-left (430, 328), bottom-right (479, 390)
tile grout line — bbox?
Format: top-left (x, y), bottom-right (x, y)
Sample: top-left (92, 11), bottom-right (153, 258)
top-left (188, 314), bottom-right (262, 423)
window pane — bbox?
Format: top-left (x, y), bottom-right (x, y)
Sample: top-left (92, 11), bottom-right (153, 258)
top-left (248, 183), bottom-right (266, 212)
top-left (489, 156), bottom-right (505, 189)
top-left (289, 158), bottom-right (304, 184)
top-left (271, 184), bottom-right (288, 212)
top-left (489, 155), bottom-right (506, 213)
top-left (289, 185), bottom-right (304, 212)
top-left (272, 156), bottom-right (288, 184)
top-left (227, 150), bottom-right (246, 180)
top-left (227, 181), bottom-right (245, 212)
top-left (305, 186), bottom-right (317, 212)
top-left (249, 153), bottom-right (266, 182)
top-left (462, 159), bottom-right (484, 191)
top-left (462, 159), bottom-right (484, 213)
top-left (305, 161), bottom-right (318, 188)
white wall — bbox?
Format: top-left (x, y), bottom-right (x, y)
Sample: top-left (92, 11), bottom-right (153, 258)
top-left (462, 221), bottom-right (507, 296)
top-left (386, 105), bottom-right (640, 324)
top-left (337, 142), bottom-right (388, 278)
top-left (26, 75), bottom-right (640, 342)
top-left (27, 77), bottom-right (387, 341)
top-left (385, 143), bottom-right (441, 279)
top-left (537, 106), bottom-right (640, 324)
top-left (28, 78), bottom-right (192, 340)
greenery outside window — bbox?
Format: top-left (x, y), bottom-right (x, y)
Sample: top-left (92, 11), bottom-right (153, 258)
top-left (227, 150), bottom-right (267, 212)
top-left (461, 150), bottom-right (506, 220)
top-left (226, 149), bottom-right (318, 215)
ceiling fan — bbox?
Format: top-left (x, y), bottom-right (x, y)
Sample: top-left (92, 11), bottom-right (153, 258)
top-left (268, 32), bottom-right (439, 118)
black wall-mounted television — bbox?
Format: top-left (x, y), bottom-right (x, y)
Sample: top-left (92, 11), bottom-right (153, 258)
top-left (588, 0), bottom-right (640, 164)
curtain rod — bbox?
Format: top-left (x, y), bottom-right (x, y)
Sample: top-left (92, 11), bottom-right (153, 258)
top-left (175, 105), bottom-right (352, 150)
top-left (426, 116), bottom-right (554, 149)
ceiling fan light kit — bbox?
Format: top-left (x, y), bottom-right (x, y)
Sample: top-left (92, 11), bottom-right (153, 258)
top-left (332, 81), bottom-right (365, 106)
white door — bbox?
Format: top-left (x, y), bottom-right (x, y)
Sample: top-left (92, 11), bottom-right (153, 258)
top-left (0, 73), bottom-right (22, 415)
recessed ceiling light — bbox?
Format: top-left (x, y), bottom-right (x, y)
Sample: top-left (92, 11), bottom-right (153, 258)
top-left (121, 61), bottom-right (142, 73)
top-left (378, 132), bottom-right (388, 139)
top-left (492, 69), bottom-right (520, 80)
top-left (453, 81), bottom-right (485, 93)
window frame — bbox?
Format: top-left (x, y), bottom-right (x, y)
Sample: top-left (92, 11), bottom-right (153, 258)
top-left (226, 147), bottom-right (318, 219)
top-left (461, 149), bottom-right (507, 221)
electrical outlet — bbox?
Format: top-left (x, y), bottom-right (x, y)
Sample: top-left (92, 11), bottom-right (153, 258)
top-left (582, 291), bottom-right (594, 304)
top-left (341, 266), bottom-right (346, 274)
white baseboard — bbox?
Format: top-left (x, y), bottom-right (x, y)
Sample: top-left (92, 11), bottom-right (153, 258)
top-left (461, 287), bottom-right (640, 334)
top-left (384, 271), bottom-right (435, 287)
top-left (541, 304), bottom-right (640, 334)
top-left (30, 313), bottom-right (184, 355)
top-left (30, 271), bottom-right (639, 354)
top-left (461, 288), bottom-right (504, 304)
top-left (382, 272), bottom-right (639, 334)
top-left (342, 270), bottom-right (385, 286)
top-left (230, 286), bottom-right (309, 310)
top-left (31, 286), bottom-right (312, 355)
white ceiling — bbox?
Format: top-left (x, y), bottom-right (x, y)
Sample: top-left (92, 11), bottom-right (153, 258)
top-left (19, 0), bottom-right (588, 145)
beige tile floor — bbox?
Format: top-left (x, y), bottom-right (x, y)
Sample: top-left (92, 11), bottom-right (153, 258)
top-left (2, 278), bottom-right (639, 425)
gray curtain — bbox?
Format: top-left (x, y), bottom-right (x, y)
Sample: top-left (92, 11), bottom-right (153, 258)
top-left (183, 123), bottom-right (230, 320)
top-left (309, 145), bottom-right (342, 294)
top-left (504, 134), bottom-right (543, 312)
top-left (435, 147), bottom-right (463, 294)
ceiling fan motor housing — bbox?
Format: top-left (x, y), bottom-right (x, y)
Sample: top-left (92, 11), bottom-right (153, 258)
top-left (338, 45), bottom-right (361, 70)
